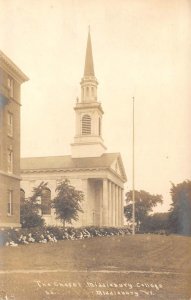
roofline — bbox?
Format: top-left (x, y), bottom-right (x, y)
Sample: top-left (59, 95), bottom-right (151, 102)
top-left (0, 50), bottom-right (29, 82)
top-left (20, 152), bottom-right (120, 160)
top-left (21, 167), bottom-right (107, 172)
top-left (108, 167), bottom-right (127, 183)
top-left (117, 153), bottom-right (127, 181)
top-left (20, 152), bottom-right (127, 182)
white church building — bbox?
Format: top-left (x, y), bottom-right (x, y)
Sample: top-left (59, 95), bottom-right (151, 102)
top-left (21, 31), bottom-right (127, 227)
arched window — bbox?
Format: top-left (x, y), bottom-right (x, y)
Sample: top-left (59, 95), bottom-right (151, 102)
top-left (20, 189), bottom-right (25, 204)
top-left (82, 114), bottom-right (91, 135)
top-left (41, 188), bottom-right (51, 215)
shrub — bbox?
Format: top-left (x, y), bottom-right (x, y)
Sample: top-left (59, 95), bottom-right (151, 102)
top-left (0, 226), bottom-right (131, 247)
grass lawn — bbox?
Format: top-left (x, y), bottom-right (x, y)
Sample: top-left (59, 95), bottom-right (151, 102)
top-left (0, 234), bottom-right (191, 299)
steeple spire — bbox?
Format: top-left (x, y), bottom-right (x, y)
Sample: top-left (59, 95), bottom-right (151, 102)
top-left (71, 30), bottom-right (106, 158)
top-left (84, 30), bottom-right (95, 76)
top-left (80, 29), bottom-right (98, 103)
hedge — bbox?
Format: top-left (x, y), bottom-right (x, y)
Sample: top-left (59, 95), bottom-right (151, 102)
top-left (0, 226), bottom-right (131, 247)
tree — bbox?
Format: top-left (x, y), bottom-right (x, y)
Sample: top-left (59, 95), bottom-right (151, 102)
top-left (20, 182), bottom-right (47, 228)
top-left (141, 212), bottom-right (169, 233)
top-left (168, 180), bottom-right (191, 235)
top-left (52, 179), bottom-right (84, 227)
top-left (124, 190), bottom-right (163, 231)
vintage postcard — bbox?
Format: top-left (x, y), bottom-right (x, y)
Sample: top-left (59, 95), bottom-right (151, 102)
top-left (0, 0), bottom-right (190, 299)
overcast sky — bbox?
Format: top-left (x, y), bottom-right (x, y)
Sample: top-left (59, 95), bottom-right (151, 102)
top-left (0, 0), bottom-right (190, 212)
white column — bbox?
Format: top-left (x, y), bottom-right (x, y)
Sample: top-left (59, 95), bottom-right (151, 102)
top-left (118, 187), bottom-right (122, 227)
top-left (99, 182), bottom-right (103, 226)
top-left (108, 180), bottom-right (112, 226)
top-left (102, 179), bottom-right (108, 226)
top-left (115, 185), bottom-right (119, 227)
top-left (121, 188), bottom-right (124, 226)
top-left (112, 183), bottom-right (115, 226)
top-left (110, 182), bottom-right (113, 226)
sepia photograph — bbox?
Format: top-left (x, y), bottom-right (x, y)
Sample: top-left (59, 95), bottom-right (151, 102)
top-left (0, 0), bottom-right (191, 299)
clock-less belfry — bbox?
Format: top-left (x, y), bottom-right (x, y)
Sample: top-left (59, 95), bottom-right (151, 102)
top-left (71, 29), bottom-right (106, 158)
top-left (21, 31), bottom-right (127, 227)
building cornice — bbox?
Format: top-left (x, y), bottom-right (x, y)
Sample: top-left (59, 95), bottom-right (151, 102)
top-left (0, 50), bottom-right (29, 83)
top-left (71, 140), bottom-right (107, 150)
top-left (74, 102), bottom-right (104, 114)
top-left (21, 166), bottom-right (107, 174)
top-left (21, 166), bottom-right (126, 182)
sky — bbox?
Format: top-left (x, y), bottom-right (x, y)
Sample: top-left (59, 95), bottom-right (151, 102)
top-left (0, 0), bottom-right (190, 212)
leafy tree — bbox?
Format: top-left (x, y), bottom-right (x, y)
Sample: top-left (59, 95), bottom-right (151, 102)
top-left (52, 179), bottom-right (84, 227)
top-left (141, 212), bottom-right (169, 233)
top-left (20, 182), bottom-right (47, 228)
top-left (168, 180), bottom-right (191, 235)
top-left (124, 190), bottom-right (163, 231)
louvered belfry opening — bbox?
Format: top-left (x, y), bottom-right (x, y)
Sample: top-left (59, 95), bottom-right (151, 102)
top-left (82, 114), bottom-right (91, 135)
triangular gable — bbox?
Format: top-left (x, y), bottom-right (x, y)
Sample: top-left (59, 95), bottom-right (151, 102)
top-left (110, 154), bottom-right (127, 182)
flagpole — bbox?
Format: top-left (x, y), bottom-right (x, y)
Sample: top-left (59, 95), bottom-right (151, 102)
top-left (132, 97), bottom-right (135, 235)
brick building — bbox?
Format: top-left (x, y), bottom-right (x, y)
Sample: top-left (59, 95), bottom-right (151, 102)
top-left (0, 50), bottom-right (28, 227)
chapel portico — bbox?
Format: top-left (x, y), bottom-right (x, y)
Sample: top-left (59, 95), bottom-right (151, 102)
top-left (84, 177), bottom-right (124, 227)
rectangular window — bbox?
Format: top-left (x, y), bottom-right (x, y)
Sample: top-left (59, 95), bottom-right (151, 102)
top-left (7, 112), bottom-right (13, 137)
top-left (7, 77), bottom-right (14, 98)
top-left (8, 148), bottom-right (13, 173)
top-left (8, 190), bottom-right (13, 215)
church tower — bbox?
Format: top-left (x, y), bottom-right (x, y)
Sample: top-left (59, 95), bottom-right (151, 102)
top-left (21, 30), bottom-right (127, 227)
top-left (71, 30), bottom-right (107, 158)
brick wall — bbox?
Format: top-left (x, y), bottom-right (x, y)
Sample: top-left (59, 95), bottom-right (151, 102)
top-left (0, 65), bottom-right (22, 227)
top-left (0, 174), bottom-right (20, 227)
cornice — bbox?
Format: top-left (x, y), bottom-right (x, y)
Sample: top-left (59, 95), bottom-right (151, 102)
top-left (80, 76), bottom-right (98, 85)
top-left (21, 166), bottom-right (126, 182)
top-left (71, 140), bottom-right (107, 149)
top-left (21, 167), bottom-right (108, 174)
top-left (0, 50), bottom-right (29, 83)
top-left (74, 101), bottom-right (103, 109)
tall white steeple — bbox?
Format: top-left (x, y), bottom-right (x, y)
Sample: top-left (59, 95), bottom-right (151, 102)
top-left (71, 30), bottom-right (106, 158)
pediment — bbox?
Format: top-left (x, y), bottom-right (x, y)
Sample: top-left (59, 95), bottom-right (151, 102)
top-left (110, 155), bottom-right (127, 181)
